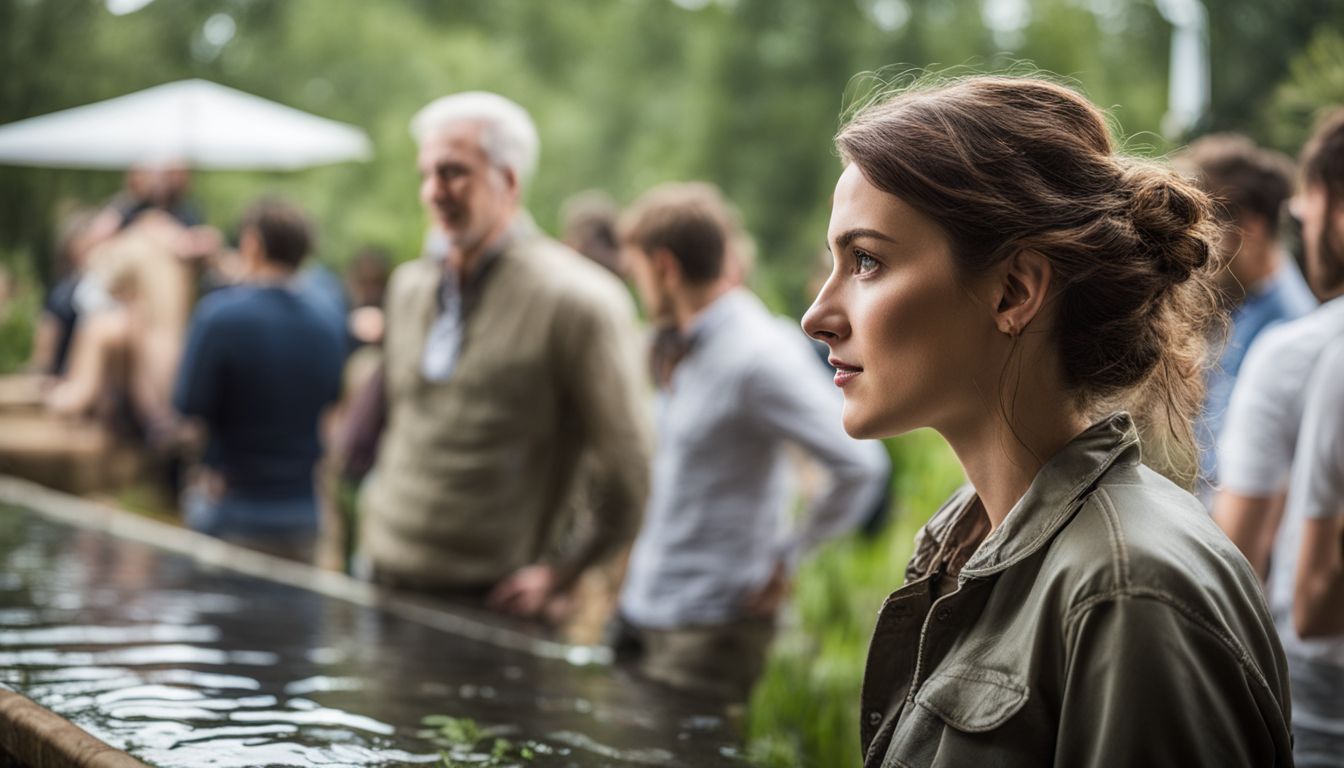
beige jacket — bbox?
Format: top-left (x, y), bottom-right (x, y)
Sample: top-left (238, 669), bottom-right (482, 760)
top-left (359, 224), bottom-right (650, 589)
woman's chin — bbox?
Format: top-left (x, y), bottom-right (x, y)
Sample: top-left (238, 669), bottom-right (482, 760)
top-left (843, 404), bottom-right (917, 441)
top-left (842, 410), bottom-right (888, 441)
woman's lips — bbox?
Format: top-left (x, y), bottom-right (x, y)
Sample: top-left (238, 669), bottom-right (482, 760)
top-left (829, 358), bottom-right (862, 388)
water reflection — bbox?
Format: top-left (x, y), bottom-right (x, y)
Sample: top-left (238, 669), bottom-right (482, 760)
top-left (0, 504), bottom-right (743, 767)
top-left (0, 624), bottom-right (222, 646)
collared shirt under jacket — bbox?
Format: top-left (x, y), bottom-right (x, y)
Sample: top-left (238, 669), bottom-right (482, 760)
top-left (862, 413), bottom-right (1293, 768)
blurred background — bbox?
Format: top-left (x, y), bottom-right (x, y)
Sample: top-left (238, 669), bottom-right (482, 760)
top-left (2, 0), bottom-right (1342, 321)
top-left (1, 1), bottom-right (1342, 765)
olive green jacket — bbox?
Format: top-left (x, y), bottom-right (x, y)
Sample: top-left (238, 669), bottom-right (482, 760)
top-left (862, 414), bottom-right (1293, 768)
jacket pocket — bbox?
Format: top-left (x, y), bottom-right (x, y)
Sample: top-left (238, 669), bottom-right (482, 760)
top-left (879, 665), bottom-right (1030, 768)
top-left (915, 665), bottom-right (1029, 732)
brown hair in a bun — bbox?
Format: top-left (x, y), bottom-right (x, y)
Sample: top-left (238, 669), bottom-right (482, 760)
top-left (837, 74), bottom-right (1221, 486)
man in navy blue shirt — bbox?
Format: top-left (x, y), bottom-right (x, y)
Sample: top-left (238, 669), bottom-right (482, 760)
top-left (174, 199), bottom-right (345, 561)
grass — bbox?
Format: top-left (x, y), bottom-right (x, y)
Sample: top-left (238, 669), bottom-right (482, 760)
top-left (745, 429), bottom-right (965, 767)
top-left (0, 252), bottom-right (38, 375)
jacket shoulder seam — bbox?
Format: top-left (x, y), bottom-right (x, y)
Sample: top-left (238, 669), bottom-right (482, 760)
top-left (1092, 489), bottom-right (1130, 589)
top-left (1062, 586), bottom-right (1273, 696)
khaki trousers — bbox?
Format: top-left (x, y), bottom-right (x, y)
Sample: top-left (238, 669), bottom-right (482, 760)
top-left (612, 616), bottom-right (775, 702)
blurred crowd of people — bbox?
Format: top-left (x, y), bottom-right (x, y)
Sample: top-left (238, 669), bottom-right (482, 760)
top-left (16, 163), bottom-right (388, 523)
top-left (1180, 118), bottom-right (1344, 765)
top-left (9, 93), bottom-right (890, 704)
top-left (7, 89), bottom-right (1344, 743)
top-left (1188, 112), bottom-right (1344, 763)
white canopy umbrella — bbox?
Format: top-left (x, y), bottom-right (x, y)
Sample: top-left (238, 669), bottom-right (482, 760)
top-left (0, 79), bottom-right (373, 170)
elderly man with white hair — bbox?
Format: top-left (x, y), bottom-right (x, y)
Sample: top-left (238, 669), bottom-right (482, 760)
top-left (354, 92), bottom-right (651, 615)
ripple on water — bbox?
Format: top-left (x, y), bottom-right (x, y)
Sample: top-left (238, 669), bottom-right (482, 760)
top-left (134, 740), bottom-right (441, 768)
top-left (166, 723), bottom-right (300, 745)
top-left (284, 676), bottom-right (364, 696)
top-left (0, 645), bottom-right (277, 668)
top-left (304, 646), bottom-right (349, 665)
top-left (0, 624), bottom-right (221, 647)
top-left (547, 730), bottom-right (676, 765)
top-left (126, 591), bottom-right (249, 615)
top-left (96, 685), bottom-right (207, 704)
top-left (0, 608), bottom-right (42, 625)
top-left (145, 670), bottom-right (261, 690)
top-left (104, 704), bottom-right (227, 722)
top-left (229, 706), bottom-right (397, 736)
top-left (15, 666), bottom-right (134, 682)
top-left (23, 670), bottom-right (262, 705)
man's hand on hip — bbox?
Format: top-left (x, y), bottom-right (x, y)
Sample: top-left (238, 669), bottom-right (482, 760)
top-left (741, 560), bottom-right (792, 618)
top-left (486, 564), bottom-right (559, 618)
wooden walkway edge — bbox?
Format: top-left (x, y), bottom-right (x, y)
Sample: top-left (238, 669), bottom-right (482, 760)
top-left (0, 689), bottom-right (148, 768)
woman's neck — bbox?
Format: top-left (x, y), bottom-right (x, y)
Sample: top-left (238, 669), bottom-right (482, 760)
top-left (941, 373), bottom-right (1091, 531)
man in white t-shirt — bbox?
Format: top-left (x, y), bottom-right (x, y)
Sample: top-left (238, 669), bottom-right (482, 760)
top-left (1215, 109), bottom-right (1344, 768)
top-left (1290, 338), bottom-right (1344, 643)
top-left (1239, 333), bottom-right (1344, 768)
top-left (1216, 299), bottom-right (1344, 573)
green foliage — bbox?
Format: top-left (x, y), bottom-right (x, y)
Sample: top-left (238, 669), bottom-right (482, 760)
top-left (0, 248), bottom-right (39, 374)
top-left (745, 430), bottom-right (963, 767)
top-left (1203, 0), bottom-right (1344, 137)
top-left (5, 0), bottom-right (1328, 316)
top-left (1266, 26), bottom-right (1344, 153)
top-left (422, 714), bottom-right (486, 746)
top-left (421, 714), bottom-right (536, 766)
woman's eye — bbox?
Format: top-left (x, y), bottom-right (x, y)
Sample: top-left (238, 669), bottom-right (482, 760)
top-left (854, 251), bottom-right (879, 274)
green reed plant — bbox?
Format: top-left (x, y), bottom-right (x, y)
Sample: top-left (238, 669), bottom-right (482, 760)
top-left (0, 250), bottom-right (38, 374)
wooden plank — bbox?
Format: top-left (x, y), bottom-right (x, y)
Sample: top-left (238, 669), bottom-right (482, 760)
top-left (0, 690), bottom-right (148, 768)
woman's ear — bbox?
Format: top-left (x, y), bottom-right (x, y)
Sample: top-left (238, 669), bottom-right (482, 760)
top-left (993, 249), bottom-right (1053, 336)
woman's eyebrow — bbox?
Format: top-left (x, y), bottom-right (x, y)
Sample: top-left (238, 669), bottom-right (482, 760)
top-left (833, 228), bottom-right (899, 250)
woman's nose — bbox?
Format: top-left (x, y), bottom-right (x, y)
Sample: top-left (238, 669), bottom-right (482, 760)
top-left (801, 277), bottom-right (848, 343)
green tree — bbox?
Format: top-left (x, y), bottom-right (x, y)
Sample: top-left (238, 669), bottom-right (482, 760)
top-left (1265, 25), bottom-right (1344, 152)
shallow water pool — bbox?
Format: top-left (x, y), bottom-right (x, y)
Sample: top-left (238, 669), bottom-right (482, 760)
top-left (0, 496), bottom-right (744, 767)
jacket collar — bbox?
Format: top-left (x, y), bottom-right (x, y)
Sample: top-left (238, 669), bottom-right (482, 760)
top-left (961, 412), bottom-right (1139, 577)
top-left (909, 413), bottom-right (1140, 582)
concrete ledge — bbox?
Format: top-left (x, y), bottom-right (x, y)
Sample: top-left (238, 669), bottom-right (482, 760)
top-left (0, 690), bottom-right (148, 768)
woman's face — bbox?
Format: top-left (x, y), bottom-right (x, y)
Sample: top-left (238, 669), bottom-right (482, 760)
top-left (802, 164), bottom-right (997, 439)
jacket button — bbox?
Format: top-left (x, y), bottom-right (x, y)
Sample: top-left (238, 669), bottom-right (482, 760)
top-left (936, 607), bottom-right (951, 622)
top-left (868, 710), bottom-right (882, 727)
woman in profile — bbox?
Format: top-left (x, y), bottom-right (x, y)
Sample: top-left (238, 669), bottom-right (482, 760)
top-left (802, 76), bottom-right (1292, 767)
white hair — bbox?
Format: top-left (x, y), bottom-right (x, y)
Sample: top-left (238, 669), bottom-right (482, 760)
top-left (410, 92), bottom-right (540, 188)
